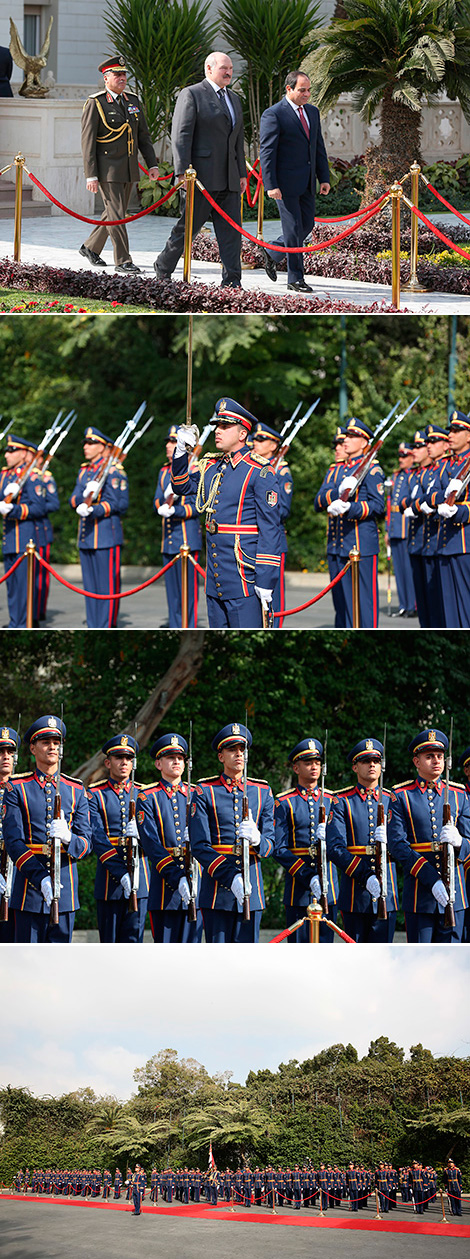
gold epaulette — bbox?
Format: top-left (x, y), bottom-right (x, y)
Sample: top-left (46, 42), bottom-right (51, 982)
top-left (62, 773), bottom-right (86, 786)
top-left (249, 451), bottom-right (270, 465)
top-left (392, 779), bottom-right (414, 790)
top-left (333, 785), bottom-right (355, 796)
top-left (88, 778), bottom-right (108, 789)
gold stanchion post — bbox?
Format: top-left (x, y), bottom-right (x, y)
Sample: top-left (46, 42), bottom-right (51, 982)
top-left (257, 184), bottom-right (264, 241)
top-left (180, 544), bottom-right (190, 629)
top-left (439, 1187), bottom-right (449, 1223)
top-left (375, 1187), bottom-right (382, 1219)
top-left (26, 539), bottom-right (36, 628)
top-left (306, 900), bottom-right (322, 943)
top-left (402, 162), bottom-right (427, 294)
top-left (14, 152), bottom-right (25, 263)
top-left (390, 183), bottom-right (402, 309)
top-left (349, 547), bottom-right (361, 628)
top-left (182, 166), bottom-right (196, 283)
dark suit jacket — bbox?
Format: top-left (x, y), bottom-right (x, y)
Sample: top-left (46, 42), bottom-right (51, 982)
top-left (259, 98), bottom-right (330, 201)
top-left (171, 78), bottom-right (245, 192)
top-left (0, 45), bottom-right (13, 97)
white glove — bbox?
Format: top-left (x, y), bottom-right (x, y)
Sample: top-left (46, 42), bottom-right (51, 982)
top-left (421, 503), bottom-right (434, 514)
top-left (6, 481), bottom-right (19, 498)
top-left (0, 871), bottom-right (6, 895)
top-left (432, 878), bottom-right (449, 907)
top-left (41, 876), bottom-right (53, 907)
top-left (439, 822), bottom-right (461, 848)
top-left (0, 501), bottom-right (13, 515)
top-left (403, 506), bottom-right (415, 518)
top-left (125, 819), bottom-right (139, 840)
top-left (316, 822), bottom-right (326, 842)
top-left (338, 476), bottom-right (358, 494)
top-left (175, 424), bottom-right (199, 456)
top-left (445, 478), bottom-right (463, 499)
top-left (158, 503), bottom-right (175, 517)
top-left (120, 873), bottom-right (132, 899)
top-left (76, 502), bottom-right (93, 517)
top-left (164, 481), bottom-right (175, 500)
top-left (231, 873), bottom-right (245, 907)
top-left (83, 479), bottom-right (100, 497)
top-left (438, 502), bottom-right (458, 518)
top-left (374, 823), bottom-right (387, 846)
top-left (366, 875), bottom-right (381, 898)
top-left (239, 809), bottom-right (261, 847)
top-left (327, 499), bottom-right (350, 515)
top-left (310, 874), bottom-right (322, 900)
top-left (49, 811), bottom-right (71, 846)
top-left (254, 586), bottom-right (272, 606)
top-left (184, 826), bottom-right (190, 844)
top-left (411, 484), bottom-right (418, 500)
top-left (178, 876), bottom-right (191, 907)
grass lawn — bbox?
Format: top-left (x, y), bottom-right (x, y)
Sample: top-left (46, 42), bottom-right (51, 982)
top-left (0, 288), bottom-right (153, 313)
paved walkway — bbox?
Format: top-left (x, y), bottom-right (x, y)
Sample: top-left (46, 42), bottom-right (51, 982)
top-left (1, 210), bottom-right (470, 312)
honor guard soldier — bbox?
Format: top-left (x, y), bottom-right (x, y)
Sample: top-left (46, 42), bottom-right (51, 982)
top-left (325, 417), bottom-right (385, 627)
top-left (443, 1160), bottom-right (462, 1216)
top-left (326, 738), bottom-right (398, 942)
top-left (128, 1164), bottom-right (143, 1215)
top-left (387, 729), bottom-right (470, 942)
top-left (137, 732), bottom-right (202, 943)
top-left (385, 441), bottom-right (416, 618)
top-left (114, 1167), bottom-right (122, 1198)
top-left (251, 421), bottom-right (293, 627)
top-left (190, 722), bottom-right (275, 942)
top-left (35, 457), bottom-right (60, 623)
top-left (102, 1170), bottom-right (112, 1200)
top-left (433, 409), bottom-right (470, 627)
top-left (314, 426), bottom-right (347, 627)
top-left (154, 425), bottom-right (202, 627)
top-left (80, 55), bottom-right (158, 274)
top-left (0, 435), bottom-right (45, 628)
top-left (3, 715), bottom-right (92, 943)
top-left (458, 745), bottom-right (470, 941)
top-left (70, 426), bottom-right (129, 628)
top-left (171, 398), bottom-right (282, 628)
top-left (274, 737), bottom-right (339, 942)
top-left (416, 424), bottom-right (450, 627)
top-left (399, 429), bottom-right (430, 627)
top-left (0, 725), bottom-right (19, 941)
top-left (88, 733), bottom-right (149, 943)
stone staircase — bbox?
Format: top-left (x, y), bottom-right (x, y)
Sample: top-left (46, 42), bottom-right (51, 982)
top-left (0, 179), bottom-right (51, 219)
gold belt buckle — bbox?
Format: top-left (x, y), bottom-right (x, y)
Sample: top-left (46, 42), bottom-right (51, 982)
top-left (207, 519), bottom-right (218, 534)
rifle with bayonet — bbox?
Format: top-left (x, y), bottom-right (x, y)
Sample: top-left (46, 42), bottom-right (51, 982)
top-left (339, 397), bottom-right (420, 502)
top-left (3, 409), bottom-right (65, 503)
top-left (84, 401), bottom-right (147, 503)
top-left (0, 418), bottom-right (15, 444)
top-left (241, 715), bottom-right (252, 922)
top-left (440, 717), bottom-right (456, 930)
top-left (126, 724), bottom-right (139, 914)
top-left (120, 414), bottom-right (154, 461)
top-left (40, 410), bottom-right (77, 473)
top-left (374, 724), bottom-right (388, 921)
top-left (50, 704), bottom-right (64, 927)
top-left (315, 730), bottom-right (329, 914)
top-left (445, 456), bottom-right (470, 507)
top-left (0, 713), bottom-right (20, 923)
top-left (184, 721), bottom-right (197, 922)
top-left (271, 399), bottom-right (320, 472)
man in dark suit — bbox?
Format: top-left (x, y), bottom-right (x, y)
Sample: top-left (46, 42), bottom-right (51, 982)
top-left (154, 51), bottom-right (246, 287)
top-left (259, 69), bottom-right (330, 292)
top-left (0, 45), bottom-right (13, 97)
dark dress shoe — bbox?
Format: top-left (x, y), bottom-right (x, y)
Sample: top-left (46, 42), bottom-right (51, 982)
top-left (287, 279), bottom-right (314, 292)
top-left (260, 247), bottom-right (277, 282)
top-left (79, 244), bottom-right (106, 267)
top-left (153, 259), bottom-right (171, 281)
top-left (115, 261), bottom-right (141, 274)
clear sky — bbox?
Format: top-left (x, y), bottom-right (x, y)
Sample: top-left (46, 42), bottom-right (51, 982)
top-left (2, 946), bottom-right (469, 1102)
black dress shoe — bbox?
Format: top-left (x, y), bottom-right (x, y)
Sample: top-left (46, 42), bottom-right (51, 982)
top-left (115, 261), bottom-right (141, 274)
top-left (287, 279), bottom-right (314, 292)
top-left (391, 608), bottom-right (405, 618)
top-left (153, 260), bottom-right (171, 281)
top-left (79, 244), bottom-right (106, 267)
top-left (260, 247), bottom-right (277, 282)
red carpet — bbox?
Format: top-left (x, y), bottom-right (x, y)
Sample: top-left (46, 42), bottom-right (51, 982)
top-left (2, 1194), bottom-right (468, 1236)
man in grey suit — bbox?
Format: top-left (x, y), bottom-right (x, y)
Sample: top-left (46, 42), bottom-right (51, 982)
top-left (154, 51), bottom-right (247, 288)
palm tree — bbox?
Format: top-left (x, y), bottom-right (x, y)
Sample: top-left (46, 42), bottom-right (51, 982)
top-left (85, 1101), bottom-right (124, 1136)
top-left (308, 0), bottom-right (470, 203)
top-left (184, 1097), bottom-right (279, 1164)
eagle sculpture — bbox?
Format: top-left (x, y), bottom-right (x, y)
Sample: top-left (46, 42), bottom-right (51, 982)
top-left (9, 15), bottom-right (53, 97)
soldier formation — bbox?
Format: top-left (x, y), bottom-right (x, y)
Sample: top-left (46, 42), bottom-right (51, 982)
top-left (1, 717), bottom-right (470, 945)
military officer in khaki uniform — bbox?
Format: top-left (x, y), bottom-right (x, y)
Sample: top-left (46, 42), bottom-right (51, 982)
top-left (80, 55), bottom-right (159, 273)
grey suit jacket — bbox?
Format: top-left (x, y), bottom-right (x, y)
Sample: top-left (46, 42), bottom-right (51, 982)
top-left (171, 78), bottom-right (245, 192)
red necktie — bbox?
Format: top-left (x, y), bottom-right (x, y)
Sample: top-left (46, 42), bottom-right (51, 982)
top-left (298, 105), bottom-right (309, 138)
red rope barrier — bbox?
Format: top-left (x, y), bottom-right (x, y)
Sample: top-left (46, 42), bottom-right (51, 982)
top-left (408, 202), bottom-right (470, 260)
top-left (34, 551), bottom-right (179, 598)
top-left (245, 159), bottom-right (262, 208)
top-left (273, 560), bottom-right (351, 617)
top-left (26, 169), bottom-right (182, 226)
top-left (316, 194), bottom-right (389, 223)
top-left (0, 553), bottom-right (26, 584)
top-left (138, 163), bottom-right (173, 180)
top-left (198, 183), bottom-right (386, 252)
top-left (422, 181), bottom-right (470, 229)
top-left (187, 552), bottom-right (206, 579)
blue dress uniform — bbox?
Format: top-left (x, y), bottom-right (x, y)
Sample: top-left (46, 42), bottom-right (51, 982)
top-left (69, 426), bottom-right (129, 628)
top-left (458, 747), bottom-right (470, 942)
top-left (154, 425), bottom-right (202, 628)
top-left (3, 715), bottom-right (92, 943)
top-left (0, 725), bottom-right (19, 943)
top-left (388, 729), bottom-right (470, 942)
top-left (412, 426), bottom-right (450, 628)
top-left (326, 738), bottom-right (398, 943)
top-left (251, 421), bottom-right (293, 628)
top-left (190, 723), bottom-right (275, 942)
top-left (171, 399), bottom-right (282, 628)
top-left (385, 449), bottom-right (415, 615)
top-left (432, 410), bottom-right (470, 628)
top-left (130, 1168), bottom-right (142, 1214)
top-left (88, 734), bottom-right (149, 943)
top-left (114, 1168), bottom-right (122, 1198)
top-left (36, 467), bottom-right (60, 622)
top-left (0, 436), bottom-right (45, 628)
top-left (326, 419), bottom-right (385, 628)
top-left (314, 432), bottom-right (347, 628)
top-left (274, 737), bottom-right (339, 942)
top-left (347, 1165), bottom-right (359, 1211)
top-left (137, 732), bottom-right (202, 943)
top-left (443, 1163), bottom-right (462, 1215)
